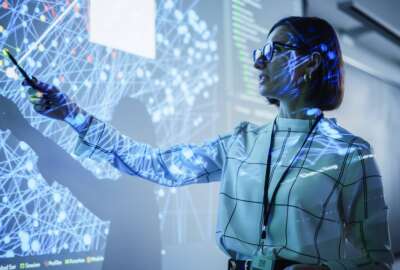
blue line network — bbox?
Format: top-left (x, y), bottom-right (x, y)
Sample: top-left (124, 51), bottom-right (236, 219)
top-left (0, 0), bottom-right (219, 258)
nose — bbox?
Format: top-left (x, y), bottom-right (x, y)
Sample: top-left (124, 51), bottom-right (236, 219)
top-left (253, 58), bottom-right (266, 70)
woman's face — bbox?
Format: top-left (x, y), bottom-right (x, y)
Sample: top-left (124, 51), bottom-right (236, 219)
top-left (255, 26), bottom-right (307, 102)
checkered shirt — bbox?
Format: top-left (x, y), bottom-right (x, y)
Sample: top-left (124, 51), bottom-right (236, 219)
top-left (74, 115), bottom-right (394, 269)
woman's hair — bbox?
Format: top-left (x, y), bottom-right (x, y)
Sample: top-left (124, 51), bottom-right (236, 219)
top-left (266, 16), bottom-right (344, 111)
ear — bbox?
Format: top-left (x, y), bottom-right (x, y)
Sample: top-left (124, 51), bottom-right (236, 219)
top-left (306, 51), bottom-right (321, 75)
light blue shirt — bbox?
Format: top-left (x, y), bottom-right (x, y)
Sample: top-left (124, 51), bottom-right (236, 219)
top-left (74, 115), bottom-right (394, 269)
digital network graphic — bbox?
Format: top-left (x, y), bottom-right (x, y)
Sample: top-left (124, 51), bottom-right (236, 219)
top-left (0, 129), bottom-right (109, 257)
top-left (0, 0), bottom-right (219, 259)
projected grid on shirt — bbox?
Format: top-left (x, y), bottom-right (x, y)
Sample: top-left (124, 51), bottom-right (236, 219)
top-left (74, 116), bottom-right (394, 269)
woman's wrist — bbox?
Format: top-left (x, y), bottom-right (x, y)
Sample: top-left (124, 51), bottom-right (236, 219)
top-left (64, 107), bottom-right (93, 137)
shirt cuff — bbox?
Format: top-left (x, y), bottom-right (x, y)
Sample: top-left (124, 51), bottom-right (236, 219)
top-left (73, 116), bottom-right (107, 159)
top-left (64, 109), bottom-right (92, 134)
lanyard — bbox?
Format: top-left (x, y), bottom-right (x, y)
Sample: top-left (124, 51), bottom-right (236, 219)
top-left (260, 113), bottom-right (323, 239)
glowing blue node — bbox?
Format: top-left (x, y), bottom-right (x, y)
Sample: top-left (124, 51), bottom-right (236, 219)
top-left (327, 51), bottom-right (336, 60)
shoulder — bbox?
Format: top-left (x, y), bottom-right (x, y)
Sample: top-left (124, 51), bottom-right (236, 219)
top-left (315, 118), bottom-right (378, 185)
top-left (317, 117), bottom-right (372, 153)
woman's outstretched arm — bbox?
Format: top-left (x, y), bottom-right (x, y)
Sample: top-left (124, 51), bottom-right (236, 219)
top-left (74, 115), bottom-right (233, 187)
top-left (22, 79), bottom-right (234, 187)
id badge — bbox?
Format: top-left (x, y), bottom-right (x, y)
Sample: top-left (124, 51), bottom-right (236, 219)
top-left (251, 247), bottom-right (277, 270)
top-left (251, 254), bottom-right (275, 270)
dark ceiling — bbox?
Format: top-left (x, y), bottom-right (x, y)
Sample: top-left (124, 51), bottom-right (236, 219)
top-left (307, 0), bottom-right (400, 85)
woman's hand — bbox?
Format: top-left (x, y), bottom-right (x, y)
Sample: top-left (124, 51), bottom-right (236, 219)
top-left (23, 79), bottom-right (78, 121)
top-left (283, 264), bottom-right (329, 270)
top-left (22, 78), bottom-right (91, 134)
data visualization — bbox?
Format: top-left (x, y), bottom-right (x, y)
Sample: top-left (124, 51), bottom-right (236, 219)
top-left (224, 0), bottom-right (302, 125)
top-left (231, 0), bottom-right (265, 97)
top-left (0, 0), bottom-right (219, 269)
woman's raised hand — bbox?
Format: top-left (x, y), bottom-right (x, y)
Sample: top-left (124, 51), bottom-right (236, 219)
top-left (22, 78), bottom-right (91, 134)
top-left (23, 78), bottom-right (79, 121)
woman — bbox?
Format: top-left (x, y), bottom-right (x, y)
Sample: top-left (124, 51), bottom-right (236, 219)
top-left (24, 17), bottom-right (393, 270)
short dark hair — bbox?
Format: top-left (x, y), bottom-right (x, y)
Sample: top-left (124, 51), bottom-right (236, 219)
top-left (266, 16), bottom-right (344, 111)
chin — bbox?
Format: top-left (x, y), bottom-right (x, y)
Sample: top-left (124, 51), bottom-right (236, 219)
top-left (258, 84), bottom-right (267, 96)
top-left (258, 84), bottom-right (275, 99)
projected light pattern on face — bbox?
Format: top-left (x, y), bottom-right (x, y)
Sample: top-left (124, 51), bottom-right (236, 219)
top-left (256, 34), bottom-right (305, 96)
top-left (0, 0), bottom-right (218, 258)
top-left (0, 130), bottom-right (109, 258)
top-left (254, 19), bottom-right (343, 113)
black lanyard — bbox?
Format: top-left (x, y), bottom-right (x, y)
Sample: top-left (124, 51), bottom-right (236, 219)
top-left (260, 113), bottom-right (323, 239)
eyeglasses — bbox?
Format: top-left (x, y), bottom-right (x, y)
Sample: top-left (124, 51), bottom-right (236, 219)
top-left (252, 41), bottom-right (308, 68)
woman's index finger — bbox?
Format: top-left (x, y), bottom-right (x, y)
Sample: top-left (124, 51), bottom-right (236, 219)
top-left (27, 88), bottom-right (44, 98)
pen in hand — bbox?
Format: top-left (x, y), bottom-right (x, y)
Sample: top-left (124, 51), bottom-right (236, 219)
top-left (2, 48), bottom-right (91, 134)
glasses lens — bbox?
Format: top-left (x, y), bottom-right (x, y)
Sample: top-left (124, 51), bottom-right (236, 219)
top-left (252, 49), bottom-right (262, 63)
top-left (262, 43), bottom-right (273, 62)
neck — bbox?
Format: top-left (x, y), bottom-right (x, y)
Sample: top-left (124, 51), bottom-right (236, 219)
top-left (278, 101), bottom-right (321, 120)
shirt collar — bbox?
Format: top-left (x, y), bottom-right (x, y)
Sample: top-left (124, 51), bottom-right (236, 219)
top-left (275, 113), bottom-right (322, 132)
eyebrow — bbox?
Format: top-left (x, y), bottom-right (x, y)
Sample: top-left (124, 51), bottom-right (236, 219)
top-left (272, 41), bottom-right (310, 53)
top-left (272, 41), bottom-right (298, 48)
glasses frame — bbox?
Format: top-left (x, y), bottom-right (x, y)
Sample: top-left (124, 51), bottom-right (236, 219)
top-left (252, 41), bottom-right (308, 68)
